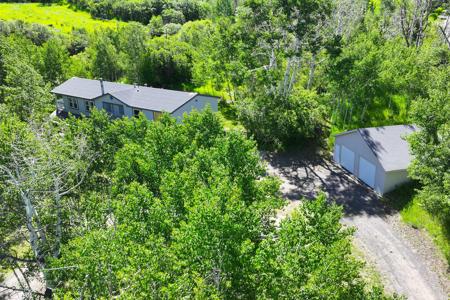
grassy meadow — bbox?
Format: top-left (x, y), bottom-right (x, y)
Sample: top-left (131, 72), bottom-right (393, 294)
top-left (0, 3), bottom-right (125, 33)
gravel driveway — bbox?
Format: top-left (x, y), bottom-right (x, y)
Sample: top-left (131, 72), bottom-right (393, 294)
top-left (265, 146), bottom-right (449, 300)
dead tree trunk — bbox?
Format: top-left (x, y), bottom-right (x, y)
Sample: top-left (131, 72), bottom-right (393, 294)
top-left (307, 52), bottom-right (317, 90)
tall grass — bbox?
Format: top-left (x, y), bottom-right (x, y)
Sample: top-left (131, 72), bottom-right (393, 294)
top-left (0, 3), bottom-right (126, 33)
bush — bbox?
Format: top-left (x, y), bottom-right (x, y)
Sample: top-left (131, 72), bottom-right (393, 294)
top-left (0, 20), bottom-right (52, 45)
top-left (162, 8), bottom-right (185, 24)
top-left (67, 0), bottom-right (212, 25)
top-left (139, 37), bottom-right (193, 89)
top-left (237, 82), bottom-right (325, 150)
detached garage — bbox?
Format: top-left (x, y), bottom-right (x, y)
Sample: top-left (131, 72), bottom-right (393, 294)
top-left (333, 125), bottom-right (418, 195)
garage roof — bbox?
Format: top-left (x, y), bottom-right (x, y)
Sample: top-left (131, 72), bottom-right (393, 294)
top-left (338, 125), bottom-right (419, 172)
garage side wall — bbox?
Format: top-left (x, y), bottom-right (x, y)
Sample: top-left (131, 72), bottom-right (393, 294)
top-left (383, 170), bottom-right (409, 194)
top-left (334, 132), bottom-right (386, 194)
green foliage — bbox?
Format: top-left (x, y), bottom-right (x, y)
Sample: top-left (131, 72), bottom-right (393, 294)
top-left (67, 0), bottom-right (211, 25)
top-left (67, 28), bottom-right (89, 55)
top-left (277, 0), bottom-right (333, 50)
top-left (0, 117), bottom-right (31, 256)
top-left (0, 3), bottom-right (125, 34)
top-left (140, 37), bottom-right (193, 89)
top-left (325, 27), bottom-right (429, 128)
top-left (408, 66), bottom-right (450, 225)
top-left (162, 8), bottom-right (186, 25)
top-left (90, 31), bottom-right (124, 81)
top-left (214, 0), bottom-right (234, 17)
top-left (40, 37), bottom-right (70, 85)
top-left (0, 1), bottom-right (448, 297)
top-left (148, 15), bottom-right (164, 36)
top-left (0, 35), bottom-right (54, 121)
top-left (48, 227), bottom-right (171, 299)
top-left (0, 20), bottom-right (53, 45)
top-left (238, 79), bottom-right (325, 149)
top-left (253, 195), bottom-right (372, 299)
top-left (117, 22), bottom-right (147, 83)
top-left (33, 110), bottom-right (391, 298)
top-left (0, 114), bottom-right (95, 284)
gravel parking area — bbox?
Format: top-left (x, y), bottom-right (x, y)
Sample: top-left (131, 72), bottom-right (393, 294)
top-left (265, 146), bottom-right (449, 300)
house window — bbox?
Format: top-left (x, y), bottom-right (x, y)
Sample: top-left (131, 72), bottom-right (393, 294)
top-left (68, 97), bottom-right (78, 110)
top-left (153, 111), bottom-right (163, 120)
top-left (103, 102), bottom-right (124, 118)
top-left (86, 100), bottom-right (95, 112)
top-left (133, 109), bottom-right (141, 118)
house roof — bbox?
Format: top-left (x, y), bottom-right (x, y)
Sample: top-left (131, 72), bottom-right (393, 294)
top-left (337, 125), bottom-right (419, 172)
top-left (51, 77), bottom-right (199, 113)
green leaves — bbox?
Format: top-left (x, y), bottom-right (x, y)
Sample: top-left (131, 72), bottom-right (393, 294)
top-left (0, 35), bottom-right (54, 121)
top-left (238, 81), bottom-right (324, 149)
top-left (139, 37), bottom-right (193, 89)
top-left (40, 37), bottom-right (70, 85)
top-left (48, 227), bottom-right (172, 299)
top-left (41, 110), bottom-right (394, 299)
top-left (253, 195), bottom-right (366, 299)
top-left (90, 31), bottom-right (124, 81)
top-left (408, 66), bottom-right (450, 224)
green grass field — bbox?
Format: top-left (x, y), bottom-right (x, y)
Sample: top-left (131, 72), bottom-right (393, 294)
top-left (0, 3), bottom-right (125, 33)
top-left (385, 183), bottom-right (450, 264)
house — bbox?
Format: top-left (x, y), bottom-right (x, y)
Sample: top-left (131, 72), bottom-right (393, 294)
top-left (333, 125), bottom-right (418, 195)
top-left (51, 77), bottom-right (219, 120)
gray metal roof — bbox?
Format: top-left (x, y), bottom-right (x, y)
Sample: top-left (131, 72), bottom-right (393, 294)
top-left (51, 77), bottom-right (199, 112)
top-left (357, 125), bottom-right (418, 171)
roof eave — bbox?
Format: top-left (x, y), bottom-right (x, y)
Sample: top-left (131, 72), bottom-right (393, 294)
top-left (51, 91), bottom-right (95, 100)
top-left (196, 93), bottom-right (221, 99)
top-left (334, 129), bottom-right (358, 138)
top-left (384, 166), bottom-right (409, 172)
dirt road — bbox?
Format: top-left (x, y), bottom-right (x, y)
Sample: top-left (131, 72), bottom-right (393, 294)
top-left (265, 147), bottom-right (449, 300)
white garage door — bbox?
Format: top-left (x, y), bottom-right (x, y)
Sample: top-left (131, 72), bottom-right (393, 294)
top-left (340, 145), bottom-right (355, 172)
top-left (334, 144), bottom-right (340, 162)
top-left (358, 157), bottom-right (376, 188)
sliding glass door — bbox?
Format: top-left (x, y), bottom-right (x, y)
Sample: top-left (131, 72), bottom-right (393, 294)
top-left (103, 102), bottom-right (124, 118)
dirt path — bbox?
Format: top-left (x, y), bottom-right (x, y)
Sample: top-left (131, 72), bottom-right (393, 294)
top-left (0, 269), bottom-right (44, 299)
top-left (265, 147), bottom-right (449, 300)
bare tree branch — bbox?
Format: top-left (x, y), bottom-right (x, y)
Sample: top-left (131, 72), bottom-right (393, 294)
top-left (0, 254), bottom-right (36, 264)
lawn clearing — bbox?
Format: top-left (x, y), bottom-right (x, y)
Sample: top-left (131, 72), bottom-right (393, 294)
top-left (0, 3), bottom-right (125, 33)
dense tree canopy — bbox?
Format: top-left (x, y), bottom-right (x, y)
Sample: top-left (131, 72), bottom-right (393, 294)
top-left (0, 110), bottom-right (394, 298)
top-left (140, 37), bottom-right (193, 89)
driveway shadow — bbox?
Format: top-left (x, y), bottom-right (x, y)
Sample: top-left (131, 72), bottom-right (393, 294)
top-left (265, 144), bottom-right (394, 218)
